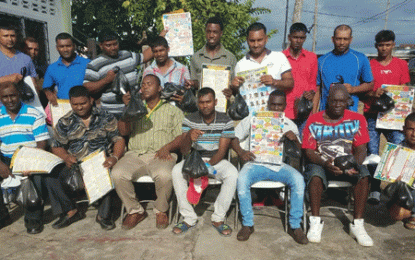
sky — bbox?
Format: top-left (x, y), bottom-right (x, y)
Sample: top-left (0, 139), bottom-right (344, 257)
top-left (253, 0), bottom-right (415, 55)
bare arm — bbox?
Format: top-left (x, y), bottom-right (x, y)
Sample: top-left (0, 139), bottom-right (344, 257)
top-left (36, 140), bottom-right (48, 151)
top-left (312, 85), bottom-right (321, 114)
top-left (230, 137), bottom-right (255, 162)
top-left (52, 147), bottom-right (77, 168)
top-left (84, 70), bottom-right (116, 94)
top-left (0, 74), bottom-right (23, 84)
top-left (344, 81), bottom-right (374, 95)
top-left (353, 144), bottom-right (367, 165)
top-left (304, 149), bottom-right (343, 176)
top-left (155, 133), bottom-right (185, 160)
top-left (208, 137), bottom-right (231, 166)
top-left (44, 89), bottom-right (58, 106)
top-left (118, 120), bottom-right (131, 137)
top-left (103, 138), bottom-right (125, 168)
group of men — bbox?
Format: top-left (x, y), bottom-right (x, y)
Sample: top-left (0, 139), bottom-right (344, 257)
top-left (0, 14), bottom-right (414, 248)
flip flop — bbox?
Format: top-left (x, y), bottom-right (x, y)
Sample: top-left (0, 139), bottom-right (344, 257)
top-left (172, 222), bottom-right (194, 235)
top-left (404, 217), bottom-right (415, 230)
top-left (212, 222), bottom-right (232, 237)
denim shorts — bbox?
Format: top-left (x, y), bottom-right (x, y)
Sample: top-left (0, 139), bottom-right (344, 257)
top-left (304, 163), bottom-right (370, 190)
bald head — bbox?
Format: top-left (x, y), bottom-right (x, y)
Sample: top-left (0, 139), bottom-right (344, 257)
top-left (333, 24), bottom-right (352, 37)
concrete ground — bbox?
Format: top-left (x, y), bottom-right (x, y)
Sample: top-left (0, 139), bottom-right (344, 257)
top-left (0, 189), bottom-right (414, 260)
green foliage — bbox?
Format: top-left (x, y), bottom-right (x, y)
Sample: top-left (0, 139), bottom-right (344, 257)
top-left (123, 0), bottom-right (277, 60)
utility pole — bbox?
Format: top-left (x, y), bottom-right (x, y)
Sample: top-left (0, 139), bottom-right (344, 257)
top-left (292, 0), bottom-right (304, 23)
top-left (312, 0), bottom-right (318, 52)
top-left (384, 0), bottom-right (390, 30)
top-left (282, 0), bottom-right (290, 50)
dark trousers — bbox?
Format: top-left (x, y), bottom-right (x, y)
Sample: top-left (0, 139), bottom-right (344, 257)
top-left (0, 178), bottom-right (10, 222)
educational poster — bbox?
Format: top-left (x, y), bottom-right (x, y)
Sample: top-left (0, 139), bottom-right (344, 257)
top-left (80, 150), bottom-right (113, 204)
top-left (376, 84), bottom-right (414, 130)
top-left (50, 99), bottom-right (72, 127)
top-left (201, 64), bottom-right (231, 113)
top-left (374, 142), bottom-right (415, 188)
top-left (237, 67), bottom-right (271, 113)
top-left (250, 111), bottom-right (285, 165)
top-left (11, 147), bottom-right (63, 174)
top-left (162, 12), bottom-right (194, 57)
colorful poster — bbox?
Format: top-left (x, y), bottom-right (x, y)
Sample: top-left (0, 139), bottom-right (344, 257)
top-left (250, 111), bottom-right (285, 165)
top-left (376, 84), bottom-right (414, 130)
top-left (201, 64), bottom-right (230, 113)
top-left (237, 67), bottom-right (271, 113)
top-left (162, 12), bottom-right (193, 57)
top-left (374, 142), bottom-right (415, 188)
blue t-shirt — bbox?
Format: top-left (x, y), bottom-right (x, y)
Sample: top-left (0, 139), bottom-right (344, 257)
top-left (317, 49), bottom-right (373, 112)
top-left (42, 55), bottom-right (90, 99)
top-left (0, 50), bottom-right (37, 78)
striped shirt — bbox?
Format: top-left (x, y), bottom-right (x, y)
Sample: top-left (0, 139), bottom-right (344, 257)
top-left (84, 51), bottom-right (143, 116)
top-left (142, 58), bottom-right (190, 88)
top-left (0, 103), bottom-right (49, 158)
top-left (129, 102), bottom-right (184, 154)
top-left (183, 111), bottom-right (235, 158)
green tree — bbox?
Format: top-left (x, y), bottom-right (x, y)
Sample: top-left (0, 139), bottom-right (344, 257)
top-left (122, 0), bottom-right (276, 60)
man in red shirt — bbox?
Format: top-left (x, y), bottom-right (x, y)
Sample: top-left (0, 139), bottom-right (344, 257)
top-left (364, 30), bottom-right (410, 204)
top-left (303, 84), bottom-right (373, 247)
top-left (282, 23), bottom-right (318, 136)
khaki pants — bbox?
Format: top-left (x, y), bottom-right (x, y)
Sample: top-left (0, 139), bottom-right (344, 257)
top-left (112, 151), bottom-right (177, 214)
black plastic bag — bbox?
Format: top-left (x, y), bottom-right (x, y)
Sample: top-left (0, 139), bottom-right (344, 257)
top-left (384, 181), bottom-right (415, 210)
top-left (109, 66), bottom-right (130, 96)
top-left (182, 149), bottom-right (209, 179)
top-left (120, 89), bottom-right (148, 121)
top-left (373, 93), bottom-right (395, 112)
top-left (17, 67), bottom-right (35, 101)
top-left (281, 135), bottom-right (302, 170)
top-left (181, 89), bottom-right (198, 113)
top-left (295, 96), bottom-right (313, 120)
top-left (62, 163), bottom-right (85, 194)
top-left (227, 93), bottom-right (249, 120)
top-left (161, 82), bottom-right (185, 100)
top-left (334, 155), bottom-right (359, 174)
top-left (16, 178), bottom-right (43, 210)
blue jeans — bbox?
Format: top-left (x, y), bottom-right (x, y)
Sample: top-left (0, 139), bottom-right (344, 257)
top-left (237, 163), bottom-right (305, 228)
top-left (366, 114), bottom-right (404, 155)
top-left (294, 118), bottom-right (307, 140)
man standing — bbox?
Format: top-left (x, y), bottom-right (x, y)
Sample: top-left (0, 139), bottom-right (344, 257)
top-left (282, 23), bottom-right (318, 134)
top-left (232, 90), bottom-right (307, 244)
top-left (0, 23), bottom-right (37, 86)
top-left (23, 37), bottom-right (48, 79)
top-left (0, 82), bottom-right (50, 233)
top-left (189, 17), bottom-right (237, 90)
top-left (43, 33), bottom-right (90, 105)
top-left (51, 85), bottom-right (125, 230)
top-left (364, 30), bottom-right (410, 204)
top-left (84, 30), bottom-right (158, 117)
top-left (112, 74), bottom-right (184, 230)
top-left (315, 24), bottom-right (373, 113)
top-left (303, 84), bottom-right (373, 247)
top-left (231, 23), bottom-right (294, 101)
top-left (171, 88), bottom-right (238, 236)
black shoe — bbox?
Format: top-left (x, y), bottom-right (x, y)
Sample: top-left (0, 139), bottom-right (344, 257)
top-left (27, 225), bottom-right (44, 234)
top-left (96, 215), bottom-right (116, 230)
top-left (52, 211), bottom-right (84, 229)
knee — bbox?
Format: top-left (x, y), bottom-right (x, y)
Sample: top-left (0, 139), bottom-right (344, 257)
top-left (154, 171), bottom-right (172, 186)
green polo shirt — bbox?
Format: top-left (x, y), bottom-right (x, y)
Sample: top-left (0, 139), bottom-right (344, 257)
top-left (190, 44), bottom-right (237, 85)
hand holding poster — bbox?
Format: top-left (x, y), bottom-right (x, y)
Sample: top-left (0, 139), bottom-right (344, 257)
top-left (237, 67), bottom-right (271, 113)
top-left (162, 12), bottom-right (193, 57)
top-left (376, 85), bottom-right (415, 130)
top-left (250, 111), bottom-right (285, 165)
top-left (201, 64), bottom-right (230, 112)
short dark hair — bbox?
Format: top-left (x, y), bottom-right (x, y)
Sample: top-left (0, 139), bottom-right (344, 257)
top-left (0, 82), bottom-right (18, 94)
top-left (55, 32), bottom-right (74, 43)
top-left (405, 112), bottom-right (415, 126)
top-left (206, 16), bottom-right (224, 31)
top-left (333, 24), bottom-right (352, 37)
top-left (69, 85), bottom-right (90, 99)
top-left (0, 22), bottom-right (17, 32)
top-left (247, 22), bottom-right (267, 35)
top-left (197, 87), bottom-right (216, 99)
top-left (290, 22), bottom-right (308, 34)
top-left (375, 30), bottom-right (395, 43)
top-left (269, 90), bottom-right (286, 101)
top-left (143, 74), bottom-right (161, 87)
top-left (327, 84), bottom-right (354, 107)
top-left (24, 37), bottom-right (38, 44)
top-left (150, 36), bottom-right (169, 49)
top-left (98, 30), bottom-right (118, 43)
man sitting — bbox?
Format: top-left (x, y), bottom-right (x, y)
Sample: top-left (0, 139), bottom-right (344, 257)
top-left (171, 87), bottom-right (238, 236)
top-left (231, 90), bottom-right (307, 244)
top-left (302, 84), bottom-right (373, 247)
top-left (51, 85), bottom-right (125, 230)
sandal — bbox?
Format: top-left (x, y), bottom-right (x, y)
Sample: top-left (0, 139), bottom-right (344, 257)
top-left (212, 222), bottom-right (232, 237)
top-left (404, 217), bottom-right (415, 230)
top-left (172, 222), bottom-right (193, 235)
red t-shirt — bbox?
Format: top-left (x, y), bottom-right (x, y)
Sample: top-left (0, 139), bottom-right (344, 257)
top-left (364, 57), bottom-right (410, 113)
top-left (282, 48), bottom-right (318, 119)
top-left (302, 110), bottom-right (369, 161)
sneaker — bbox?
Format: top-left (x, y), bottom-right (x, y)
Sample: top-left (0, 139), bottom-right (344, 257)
top-left (307, 216), bottom-right (324, 243)
top-left (350, 219), bottom-right (373, 247)
top-left (367, 191), bottom-right (380, 205)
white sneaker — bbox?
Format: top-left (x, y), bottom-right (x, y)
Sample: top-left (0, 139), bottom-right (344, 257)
top-left (367, 191), bottom-right (381, 204)
top-left (307, 216), bottom-right (324, 243)
top-left (350, 219), bottom-right (374, 247)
